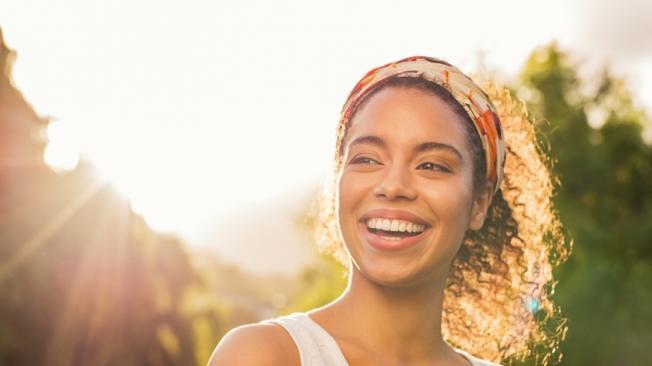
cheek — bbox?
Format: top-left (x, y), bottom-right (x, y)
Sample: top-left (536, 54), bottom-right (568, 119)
top-left (424, 180), bottom-right (475, 231)
top-left (337, 170), bottom-right (365, 219)
top-left (336, 170), bottom-right (374, 242)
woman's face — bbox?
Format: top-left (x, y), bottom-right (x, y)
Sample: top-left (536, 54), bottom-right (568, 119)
top-left (337, 86), bottom-right (490, 287)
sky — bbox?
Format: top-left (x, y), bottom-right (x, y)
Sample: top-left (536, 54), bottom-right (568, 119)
top-left (2, 0), bottom-right (651, 273)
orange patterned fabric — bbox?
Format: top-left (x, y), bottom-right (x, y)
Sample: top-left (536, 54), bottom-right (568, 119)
top-left (340, 56), bottom-right (506, 195)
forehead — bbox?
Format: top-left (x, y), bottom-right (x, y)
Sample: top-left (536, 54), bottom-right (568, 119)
top-left (343, 86), bottom-right (470, 153)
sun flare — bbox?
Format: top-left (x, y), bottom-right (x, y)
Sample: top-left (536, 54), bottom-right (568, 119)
top-left (42, 120), bottom-right (209, 234)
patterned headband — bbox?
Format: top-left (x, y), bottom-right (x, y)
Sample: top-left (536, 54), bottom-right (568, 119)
top-left (340, 55), bottom-right (506, 195)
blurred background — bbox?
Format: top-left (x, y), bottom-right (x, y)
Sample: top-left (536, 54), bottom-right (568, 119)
top-left (0, 0), bottom-right (651, 365)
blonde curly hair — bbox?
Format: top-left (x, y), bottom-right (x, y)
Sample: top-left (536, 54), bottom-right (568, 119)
top-left (311, 78), bottom-right (570, 365)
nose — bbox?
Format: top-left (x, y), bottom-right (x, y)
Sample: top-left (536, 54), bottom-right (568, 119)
top-left (373, 164), bottom-right (417, 201)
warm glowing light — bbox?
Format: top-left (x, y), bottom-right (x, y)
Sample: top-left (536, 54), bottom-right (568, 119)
top-left (6, 0), bottom-right (652, 247)
top-left (41, 118), bottom-right (207, 233)
top-left (81, 126), bottom-right (209, 234)
top-left (44, 121), bottom-right (80, 173)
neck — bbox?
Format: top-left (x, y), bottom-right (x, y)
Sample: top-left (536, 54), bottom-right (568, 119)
top-left (325, 262), bottom-right (455, 363)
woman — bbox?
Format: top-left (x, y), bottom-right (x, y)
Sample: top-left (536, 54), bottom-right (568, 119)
top-left (209, 56), bottom-right (568, 365)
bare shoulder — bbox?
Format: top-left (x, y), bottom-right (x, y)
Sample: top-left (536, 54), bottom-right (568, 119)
top-left (207, 322), bottom-right (299, 366)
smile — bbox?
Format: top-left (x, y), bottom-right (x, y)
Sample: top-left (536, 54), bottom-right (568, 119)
top-left (360, 223), bottom-right (428, 252)
top-left (365, 218), bottom-right (426, 235)
top-left (360, 219), bottom-right (430, 251)
top-left (358, 209), bottom-right (432, 251)
top-left (366, 218), bottom-right (426, 240)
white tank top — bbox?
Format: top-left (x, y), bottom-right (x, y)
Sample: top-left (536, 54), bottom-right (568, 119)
top-left (260, 312), bottom-right (501, 366)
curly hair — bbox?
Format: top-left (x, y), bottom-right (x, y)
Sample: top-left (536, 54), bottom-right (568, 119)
top-left (311, 76), bottom-right (570, 365)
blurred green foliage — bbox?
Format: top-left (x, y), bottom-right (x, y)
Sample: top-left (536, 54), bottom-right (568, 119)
top-left (518, 43), bottom-right (652, 365)
top-left (281, 253), bottom-right (347, 314)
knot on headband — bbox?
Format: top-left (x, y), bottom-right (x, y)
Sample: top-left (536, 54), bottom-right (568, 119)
top-left (340, 56), bottom-right (506, 195)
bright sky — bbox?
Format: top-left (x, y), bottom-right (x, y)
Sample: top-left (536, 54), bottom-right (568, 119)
top-left (2, 0), bottom-right (651, 248)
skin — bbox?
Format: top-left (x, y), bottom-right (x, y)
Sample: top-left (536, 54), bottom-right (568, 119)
top-left (209, 86), bottom-right (494, 366)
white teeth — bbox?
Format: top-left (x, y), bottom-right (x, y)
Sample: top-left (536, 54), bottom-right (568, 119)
top-left (398, 222), bottom-right (406, 232)
top-left (390, 220), bottom-right (399, 231)
top-left (365, 218), bottom-right (426, 233)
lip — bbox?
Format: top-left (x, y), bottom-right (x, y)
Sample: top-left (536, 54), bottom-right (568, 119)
top-left (359, 208), bottom-right (431, 252)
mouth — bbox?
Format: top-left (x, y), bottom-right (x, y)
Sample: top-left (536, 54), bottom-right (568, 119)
top-left (359, 217), bottom-right (431, 252)
top-left (366, 217), bottom-right (427, 236)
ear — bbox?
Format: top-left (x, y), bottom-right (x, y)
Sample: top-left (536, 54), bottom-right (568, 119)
top-left (469, 183), bottom-right (494, 231)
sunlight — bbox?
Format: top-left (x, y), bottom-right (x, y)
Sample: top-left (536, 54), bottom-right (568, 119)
top-left (0, 179), bottom-right (105, 282)
top-left (8, 0), bottom-right (648, 249)
top-left (44, 120), bottom-right (80, 173)
top-left (42, 119), bottom-right (224, 235)
top-left (86, 136), bottom-right (192, 234)
top-left (42, 119), bottom-right (188, 233)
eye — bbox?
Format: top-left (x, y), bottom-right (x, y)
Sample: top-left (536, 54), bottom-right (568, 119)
top-left (349, 156), bottom-right (381, 166)
top-left (417, 162), bottom-right (451, 173)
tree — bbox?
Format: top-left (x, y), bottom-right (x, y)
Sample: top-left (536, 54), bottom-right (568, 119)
top-left (518, 42), bottom-right (652, 365)
top-left (0, 28), bottom-right (223, 366)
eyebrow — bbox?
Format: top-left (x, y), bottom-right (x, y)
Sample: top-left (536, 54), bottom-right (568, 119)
top-left (414, 141), bottom-right (464, 162)
top-left (347, 135), bottom-right (464, 162)
top-left (348, 135), bottom-right (386, 150)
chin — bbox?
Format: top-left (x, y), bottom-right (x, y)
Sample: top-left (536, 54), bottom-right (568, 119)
top-left (355, 259), bottom-right (433, 288)
top-left (350, 246), bottom-right (456, 290)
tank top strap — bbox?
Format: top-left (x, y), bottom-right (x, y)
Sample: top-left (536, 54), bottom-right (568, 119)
top-left (260, 312), bottom-right (349, 366)
top-left (261, 312), bottom-right (499, 366)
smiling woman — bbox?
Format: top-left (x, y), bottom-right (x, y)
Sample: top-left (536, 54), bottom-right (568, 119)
top-left (208, 56), bottom-right (568, 366)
